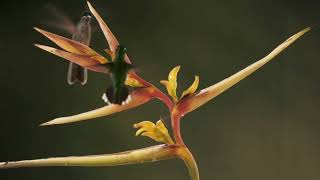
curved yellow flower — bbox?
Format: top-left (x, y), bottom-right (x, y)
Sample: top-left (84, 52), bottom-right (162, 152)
top-left (181, 75), bottom-right (199, 99)
top-left (125, 76), bottom-right (144, 87)
top-left (161, 66), bottom-right (200, 103)
top-left (134, 120), bottom-right (174, 145)
top-left (160, 66), bottom-right (180, 103)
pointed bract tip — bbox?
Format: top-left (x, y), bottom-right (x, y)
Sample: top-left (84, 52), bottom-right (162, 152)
top-left (39, 123), bottom-right (48, 127)
top-left (33, 44), bottom-right (53, 52)
top-left (304, 27), bottom-right (311, 31)
top-left (39, 119), bottom-right (59, 126)
top-left (87, 1), bottom-right (93, 9)
top-left (34, 44), bottom-right (49, 51)
top-left (39, 122), bottom-right (51, 126)
top-left (34, 27), bottom-right (45, 34)
top-left (34, 43), bottom-right (42, 48)
top-left (294, 27), bottom-right (311, 37)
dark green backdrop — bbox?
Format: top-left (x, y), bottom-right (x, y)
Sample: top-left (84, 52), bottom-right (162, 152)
top-left (1, 0), bottom-right (320, 179)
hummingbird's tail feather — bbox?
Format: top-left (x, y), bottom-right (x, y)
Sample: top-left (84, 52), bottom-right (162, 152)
top-left (67, 62), bottom-right (88, 85)
top-left (102, 86), bottom-right (130, 105)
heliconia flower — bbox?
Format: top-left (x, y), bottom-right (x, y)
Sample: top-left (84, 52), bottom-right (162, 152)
top-left (134, 119), bottom-right (174, 145)
top-left (32, 25), bottom-right (311, 179)
top-left (0, 2), bottom-right (310, 180)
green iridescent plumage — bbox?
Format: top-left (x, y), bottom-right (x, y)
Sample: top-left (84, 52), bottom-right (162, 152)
top-left (102, 46), bottom-right (134, 105)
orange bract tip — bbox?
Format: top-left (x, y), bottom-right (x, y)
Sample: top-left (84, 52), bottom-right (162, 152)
top-left (34, 27), bottom-right (108, 64)
top-left (40, 87), bottom-right (155, 126)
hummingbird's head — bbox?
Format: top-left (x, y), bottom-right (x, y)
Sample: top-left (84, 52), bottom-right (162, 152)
top-left (80, 11), bottom-right (92, 24)
top-left (116, 45), bottom-right (127, 61)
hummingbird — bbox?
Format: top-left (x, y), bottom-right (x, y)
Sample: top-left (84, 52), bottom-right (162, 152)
top-left (67, 11), bottom-right (92, 85)
top-left (102, 45), bottom-right (134, 105)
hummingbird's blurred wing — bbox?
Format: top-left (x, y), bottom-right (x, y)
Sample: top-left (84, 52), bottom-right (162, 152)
top-left (68, 63), bottom-right (88, 85)
top-left (68, 11), bottom-right (92, 85)
top-left (42, 3), bottom-right (75, 35)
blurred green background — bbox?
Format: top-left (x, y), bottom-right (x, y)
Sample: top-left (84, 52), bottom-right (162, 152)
top-left (1, 0), bottom-right (320, 179)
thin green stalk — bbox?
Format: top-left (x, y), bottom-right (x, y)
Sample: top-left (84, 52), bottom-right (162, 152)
top-left (0, 144), bottom-right (199, 180)
top-left (177, 146), bottom-right (200, 180)
top-left (0, 145), bottom-right (178, 169)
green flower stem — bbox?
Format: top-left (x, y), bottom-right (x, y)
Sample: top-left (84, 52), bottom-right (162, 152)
top-left (177, 146), bottom-right (200, 180)
top-left (172, 109), bottom-right (185, 146)
top-left (0, 145), bottom-right (177, 169)
top-left (0, 144), bottom-right (199, 180)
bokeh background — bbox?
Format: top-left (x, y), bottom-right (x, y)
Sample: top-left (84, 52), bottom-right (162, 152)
top-left (1, 0), bottom-right (320, 179)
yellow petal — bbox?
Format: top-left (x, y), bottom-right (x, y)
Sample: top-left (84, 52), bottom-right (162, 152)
top-left (168, 66), bottom-right (180, 82)
top-left (175, 27), bottom-right (311, 116)
top-left (155, 120), bottom-right (170, 135)
top-left (134, 121), bottom-right (155, 136)
top-left (181, 75), bottom-right (199, 99)
top-left (125, 77), bottom-right (144, 87)
top-left (160, 66), bottom-right (180, 103)
top-left (159, 80), bottom-right (169, 86)
top-left (134, 120), bottom-right (174, 145)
